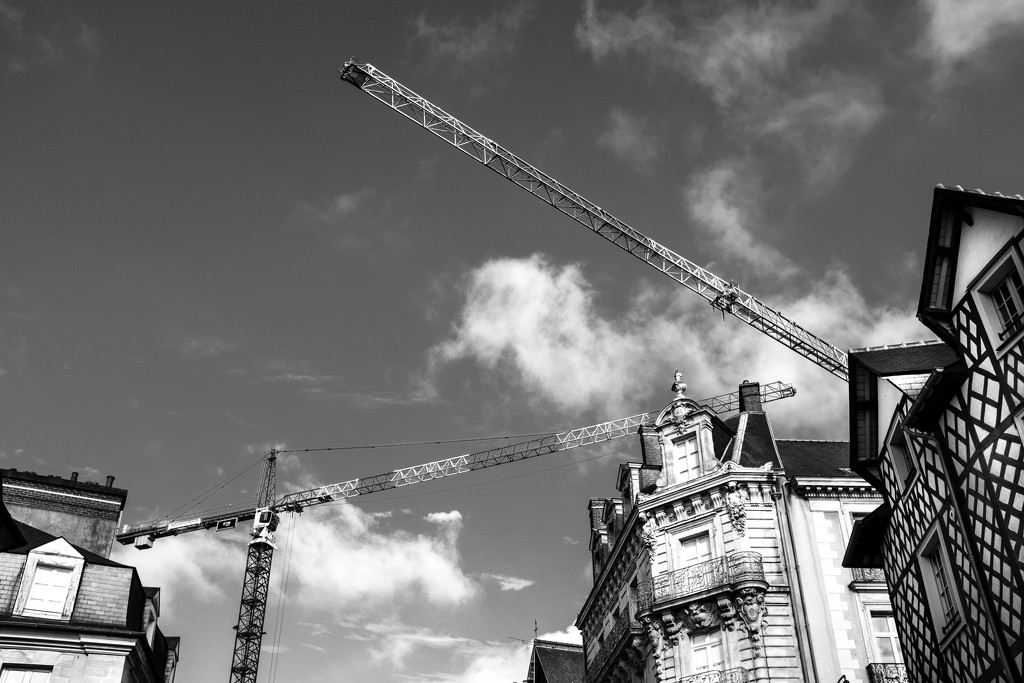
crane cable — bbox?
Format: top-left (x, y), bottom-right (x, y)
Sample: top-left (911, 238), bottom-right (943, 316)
top-left (267, 512), bottom-right (297, 682)
top-left (160, 454), bottom-right (265, 521)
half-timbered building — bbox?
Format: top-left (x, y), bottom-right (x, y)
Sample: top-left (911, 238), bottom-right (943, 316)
top-left (845, 185), bottom-right (1024, 683)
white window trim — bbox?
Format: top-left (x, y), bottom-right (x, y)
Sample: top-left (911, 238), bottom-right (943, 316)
top-left (667, 518), bottom-right (720, 573)
top-left (972, 248), bottom-right (1024, 355)
top-left (13, 550), bottom-right (85, 621)
top-left (682, 628), bottom-right (734, 674)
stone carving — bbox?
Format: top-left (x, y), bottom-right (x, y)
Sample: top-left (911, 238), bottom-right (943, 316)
top-left (725, 483), bottom-right (749, 536)
top-left (716, 596), bottom-right (737, 630)
top-left (639, 514), bottom-right (658, 554)
top-left (671, 370), bottom-right (687, 399)
top-left (734, 588), bottom-right (767, 655)
top-left (679, 601), bottom-right (719, 631)
top-left (661, 612), bottom-right (684, 646)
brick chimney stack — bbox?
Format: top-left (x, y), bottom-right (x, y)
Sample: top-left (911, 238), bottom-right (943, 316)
top-left (738, 380), bottom-right (762, 412)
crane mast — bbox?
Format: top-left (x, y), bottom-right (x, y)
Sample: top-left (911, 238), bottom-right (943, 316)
top-left (230, 449), bottom-right (279, 683)
top-left (339, 59), bottom-right (849, 381)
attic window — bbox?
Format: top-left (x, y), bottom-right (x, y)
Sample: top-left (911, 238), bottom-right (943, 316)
top-left (13, 538), bottom-right (86, 622)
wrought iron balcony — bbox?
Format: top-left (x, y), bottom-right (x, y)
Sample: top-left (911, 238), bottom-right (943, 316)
top-left (637, 552), bottom-right (765, 609)
top-left (679, 667), bottom-right (751, 683)
top-left (585, 601), bottom-right (641, 683)
top-left (851, 567), bottom-right (886, 582)
top-left (866, 663), bottom-right (908, 683)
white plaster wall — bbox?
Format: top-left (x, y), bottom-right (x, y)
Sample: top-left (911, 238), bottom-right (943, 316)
top-left (952, 207), bottom-right (1023, 304)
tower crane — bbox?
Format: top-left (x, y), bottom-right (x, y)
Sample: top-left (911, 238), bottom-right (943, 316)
top-left (116, 382), bottom-right (794, 682)
top-left (338, 59), bottom-right (850, 382)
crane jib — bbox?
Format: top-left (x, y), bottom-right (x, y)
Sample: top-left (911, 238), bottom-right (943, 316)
top-left (339, 59), bottom-right (849, 382)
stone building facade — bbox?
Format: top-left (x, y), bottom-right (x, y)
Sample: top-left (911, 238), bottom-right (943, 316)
top-left (0, 470), bottom-right (179, 682)
top-left (845, 185), bottom-right (1024, 683)
top-left (577, 379), bottom-right (893, 683)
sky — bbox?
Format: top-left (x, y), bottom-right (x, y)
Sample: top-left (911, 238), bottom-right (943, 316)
top-left (2, 1), bottom-right (1024, 681)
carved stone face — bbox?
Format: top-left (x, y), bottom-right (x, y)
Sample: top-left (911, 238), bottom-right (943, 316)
top-left (682, 601), bottom-right (717, 629)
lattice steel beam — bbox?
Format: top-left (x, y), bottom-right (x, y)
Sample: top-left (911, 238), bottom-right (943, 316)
top-left (340, 60), bottom-right (848, 381)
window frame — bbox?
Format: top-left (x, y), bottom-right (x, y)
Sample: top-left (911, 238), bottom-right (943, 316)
top-left (672, 434), bottom-right (702, 485)
top-left (13, 543), bottom-right (86, 622)
top-left (868, 610), bottom-right (904, 664)
top-left (885, 424), bottom-right (918, 495)
top-left (917, 525), bottom-right (964, 645)
top-left (0, 666), bottom-right (53, 683)
top-left (973, 248), bottom-right (1024, 354)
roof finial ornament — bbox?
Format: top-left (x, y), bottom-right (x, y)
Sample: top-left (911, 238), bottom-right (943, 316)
top-left (672, 370), bottom-right (687, 399)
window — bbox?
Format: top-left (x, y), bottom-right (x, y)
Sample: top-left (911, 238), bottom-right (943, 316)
top-left (977, 252), bottom-right (1024, 349)
top-left (919, 531), bottom-right (961, 638)
top-left (690, 632), bottom-right (724, 673)
top-left (991, 269), bottom-right (1024, 336)
top-left (674, 436), bottom-right (701, 483)
top-left (0, 668), bottom-right (52, 683)
top-left (678, 532), bottom-right (713, 567)
top-left (888, 428), bottom-right (916, 490)
top-left (23, 565), bottom-right (73, 618)
top-left (870, 612), bottom-right (903, 663)
top-left (12, 538), bottom-right (86, 622)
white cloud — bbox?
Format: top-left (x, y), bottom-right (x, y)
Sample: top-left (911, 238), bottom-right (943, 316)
top-left (596, 108), bottom-right (659, 172)
top-left (576, 0), bottom-right (841, 107)
top-left (397, 626), bottom-right (581, 683)
top-left (919, 0), bottom-right (1024, 84)
top-left (685, 160), bottom-right (798, 278)
top-left (423, 254), bottom-right (670, 416)
top-left (286, 188), bottom-right (375, 250)
top-left (110, 533), bottom-right (241, 617)
top-left (413, 2), bottom-right (534, 75)
top-left (480, 573), bottom-right (535, 592)
top-left (177, 334), bottom-right (237, 359)
top-left (0, 0), bottom-right (100, 76)
top-left (284, 504), bottom-right (477, 609)
top-left (756, 76), bottom-right (884, 188)
top-left (425, 254), bottom-right (930, 437)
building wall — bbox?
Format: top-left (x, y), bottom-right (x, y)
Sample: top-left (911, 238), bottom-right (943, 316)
top-left (869, 200), bottom-right (1024, 682)
top-left (1, 470), bottom-right (126, 558)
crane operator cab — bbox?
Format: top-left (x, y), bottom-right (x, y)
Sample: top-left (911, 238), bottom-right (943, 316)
top-left (250, 508), bottom-right (280, 548)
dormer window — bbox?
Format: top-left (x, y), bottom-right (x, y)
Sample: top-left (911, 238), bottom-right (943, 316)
top-left (23, 565), bottom-right (73, 618)
top-left (13, 537), bottom-right (86, 622)
top-left (674, 435), bottom-right (701, 484)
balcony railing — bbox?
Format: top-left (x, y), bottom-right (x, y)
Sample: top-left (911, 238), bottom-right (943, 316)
top-left (637, 552), bottom-right (765, 609)
top-left (866, 663), bottom-right (908, 683)
top-left (851, 567), bottom-right (886, 582)
top-left (585, 602), bottom-right (640, 683)
top-left (679, 667), bottom-right (751, 683)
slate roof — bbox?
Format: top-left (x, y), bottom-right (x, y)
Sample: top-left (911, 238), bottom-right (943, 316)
top-left (776, 440), bottom-right (855, 478)
top-left (722, 413), bottom-right (782, 469)
top-left (848, 340), bottom-right (957, 376)
top-left (6, 520), bottom-right (128, 568)
top-left (533, 640), bottom-right (584, 683)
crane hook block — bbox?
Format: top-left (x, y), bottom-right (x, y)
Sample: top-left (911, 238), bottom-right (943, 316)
top-left (340, 59), bottom-right (369, 89)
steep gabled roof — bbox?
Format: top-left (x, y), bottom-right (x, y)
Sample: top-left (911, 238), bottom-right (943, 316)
top-left (532, 640), bottom-right (584, 683)
top-left (7, 520), bottom-right (128, 568)
top-left (776, 440), bottom-right (854, 478)
top-left (848, 340), bottom-right (957, 377)
top-left (721, 412), bottom-right (782, 469)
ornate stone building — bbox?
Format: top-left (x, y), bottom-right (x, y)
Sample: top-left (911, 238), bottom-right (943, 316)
top-left (845, 185), bottom-right (1024, 683)
top-left (577, 379), bottom-right (893, 683)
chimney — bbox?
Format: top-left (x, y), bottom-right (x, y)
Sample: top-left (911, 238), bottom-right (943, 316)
top-left (105, 475), bottom-right (115, 487)
top-left (738, 380), bottom-right (762, 412)
top-left (70, 472), bottom-right (79, 481)
top-left (588, 499), bottom-right (606, 530)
